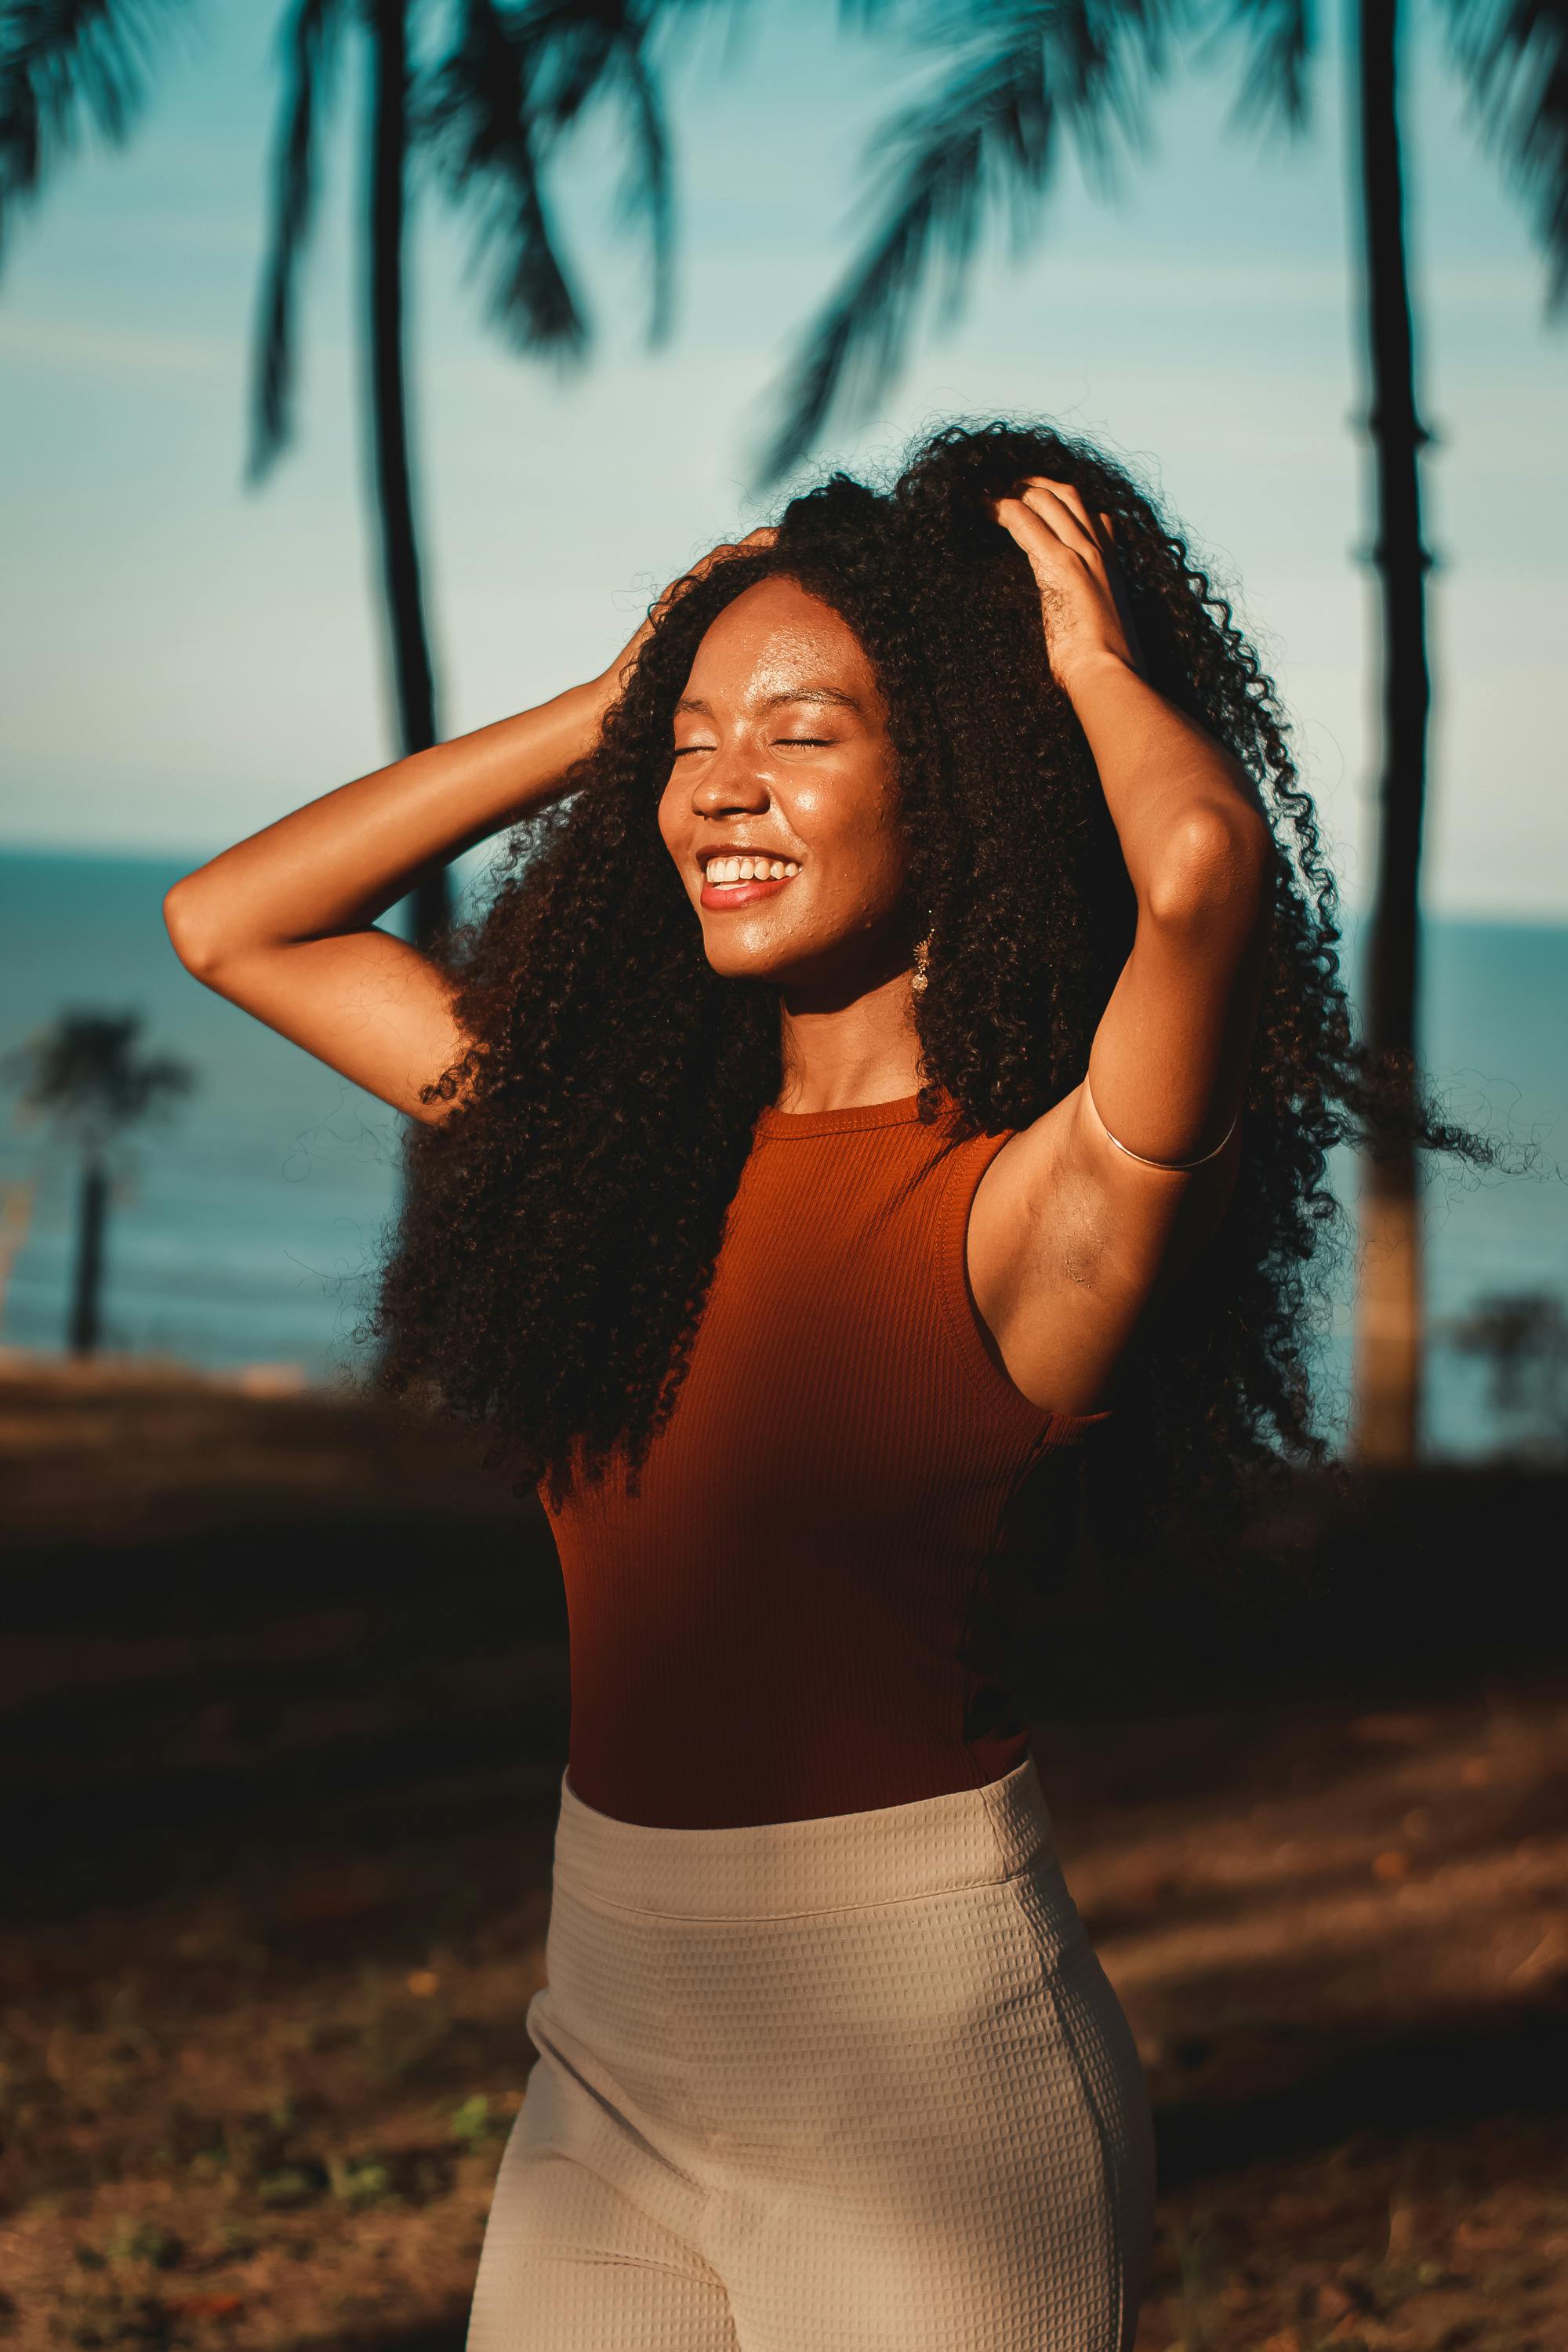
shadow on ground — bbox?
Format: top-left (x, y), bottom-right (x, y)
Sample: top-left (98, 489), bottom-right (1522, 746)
top-left (2, 1367), bottom-right (1564, 2350)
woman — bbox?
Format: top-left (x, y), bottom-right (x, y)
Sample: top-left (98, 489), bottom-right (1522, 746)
top-left (165, 419), bottom-right (1417, 2350)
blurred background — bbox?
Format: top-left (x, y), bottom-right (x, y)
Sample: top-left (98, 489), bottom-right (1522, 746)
top-left (1, 1), bottom-right (1565, 2347)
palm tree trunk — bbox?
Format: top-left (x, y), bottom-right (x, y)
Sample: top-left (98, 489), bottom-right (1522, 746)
top-left (1349, 0), bottom-right (1436, 1465)
top-left (68, 1158), bottom-right (108, 1358)
top-left (365, 0), bottom-right (449, 956)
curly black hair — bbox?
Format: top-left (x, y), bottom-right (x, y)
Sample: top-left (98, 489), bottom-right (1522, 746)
top-left (363, 417), bottom-right (1475, 1542)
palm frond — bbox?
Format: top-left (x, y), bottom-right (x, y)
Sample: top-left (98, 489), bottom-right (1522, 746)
top-left (835, 0), bottom-right (915, 25)
top-left (246, 0), bottom-right (348, 485)
top-left (759, 16), bottom-right (1055, 485)
top-left (492, 0), bottom-right (678, 348)
top-left (756, 0), bottom-right (1172, 485)
top-left (0, 0), bottom-right (188, 275)
top-left (2, 1009), bottom-right (194, 1155)
top-left (420, 0), bottom-right (588, 360)
top-left (613, 38), bottom-right (675, 345)
top-left (1196, 0), bottom-right (1316, 142)
top-left (1439, 0), bottom-right (1568, 312)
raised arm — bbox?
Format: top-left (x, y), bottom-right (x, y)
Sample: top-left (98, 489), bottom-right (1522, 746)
top-left (967, 478), bottom-right (1273, 1412)
top-left (163, 678), bottom-right (612, 1123)
top-left (163, 532), bottom-right (776, 1123)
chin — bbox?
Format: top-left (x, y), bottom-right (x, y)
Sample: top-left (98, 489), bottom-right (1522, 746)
top-left (702, 941), bottom-right (798, 983)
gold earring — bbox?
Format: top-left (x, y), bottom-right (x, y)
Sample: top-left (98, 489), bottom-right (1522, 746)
top-left (909, 927), bottom-right (932, 996)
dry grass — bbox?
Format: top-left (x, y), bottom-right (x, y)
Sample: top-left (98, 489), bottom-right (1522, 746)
top-left (1, 1359), bottom-right (1564, 2350)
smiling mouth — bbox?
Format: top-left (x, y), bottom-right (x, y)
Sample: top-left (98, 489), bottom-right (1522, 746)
top-left (701, 855), bottom-right (800, 885)
top-left (699, 853), bottom-right (801, 908)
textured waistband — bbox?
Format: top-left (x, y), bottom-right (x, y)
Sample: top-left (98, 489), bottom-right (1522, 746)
top-left (550, 1755), bottom-right (1056, 1918)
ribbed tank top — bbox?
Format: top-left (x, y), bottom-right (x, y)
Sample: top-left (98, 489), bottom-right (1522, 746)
top-left (540, 1088), bottom-right (1105, 1828)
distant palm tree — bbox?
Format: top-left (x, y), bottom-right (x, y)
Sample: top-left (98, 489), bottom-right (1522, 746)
top-left (756, 0), bottom-right (1567, 1464)
top-left (2, 1011), bottom-right (196, 1358)
top-left (250, 0), bottom-right (682, 949)
top-left (0, 0), bottom-right (678, 953)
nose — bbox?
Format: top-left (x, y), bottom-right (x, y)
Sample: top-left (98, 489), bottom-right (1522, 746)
top-left (689, 742), bottom-right (770, 818)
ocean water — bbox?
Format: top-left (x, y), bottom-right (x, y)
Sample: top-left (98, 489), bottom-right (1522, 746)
top-left (2, 847), bottom-right (1565, 1459)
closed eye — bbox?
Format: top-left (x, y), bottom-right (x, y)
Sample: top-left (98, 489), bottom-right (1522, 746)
top-left (673, 736), bottom-right (831, 755)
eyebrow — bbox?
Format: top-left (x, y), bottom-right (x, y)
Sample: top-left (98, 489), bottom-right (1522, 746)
top-left (675, 686), bottom-right (864, 717)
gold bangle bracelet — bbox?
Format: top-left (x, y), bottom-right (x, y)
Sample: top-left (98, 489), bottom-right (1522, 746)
top-left (1083, 1076), bottom-right (1239, 1171)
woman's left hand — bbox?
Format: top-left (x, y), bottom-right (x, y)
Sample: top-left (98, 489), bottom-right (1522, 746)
top-left (988, 477), bottom-right (1146, 692)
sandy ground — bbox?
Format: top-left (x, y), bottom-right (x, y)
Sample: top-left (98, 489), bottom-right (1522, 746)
top-left (2, 1357), bottom-right (1564, 2350)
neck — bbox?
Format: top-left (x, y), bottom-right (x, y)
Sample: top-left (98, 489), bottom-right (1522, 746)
top-left (775, 961), bottom-right (923, 1115)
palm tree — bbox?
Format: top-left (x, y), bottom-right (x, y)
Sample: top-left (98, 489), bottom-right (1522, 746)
top-left (754, 0), bottom-right (1567, 1465)
top-left (2, 1011), bottom-right (196, 1358)
top-left (1351, 0), bottom-right (1434, 1464)
top-left (1, 0), bottom-right (677, 953)
top-left (249, 0), bottom-right (681, 948)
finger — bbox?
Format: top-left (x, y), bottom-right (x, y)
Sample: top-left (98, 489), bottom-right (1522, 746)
top-left (1015, 481), bottom-right (1099, 561)
top-left (1045, 484), bottom-right (1107, 554)
top-left (990, 492), bottom-right (1062, 552)
top-left (1034, 477), bottom-right (1094, 526)
top-left (1016, 477), bottom-right (1087, 528)
top-left (1019, 477), bottom-right (1110, 555)
top-left (990, 496), bottom-right (1087, 589)
top-left (1018, 475), bottom-right (1094, 521)
top-left (692, 526), bottom-right (774, 579)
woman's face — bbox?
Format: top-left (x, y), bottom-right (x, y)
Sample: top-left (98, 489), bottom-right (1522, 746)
top-left (657, 576), bottom-right (910, 993)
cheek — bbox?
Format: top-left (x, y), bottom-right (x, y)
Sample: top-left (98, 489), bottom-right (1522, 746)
top-left (789, 753), bottom-right (898, 850)
top-left (804, 778), bottom-right (905, 896)
top-left (655, 778), bottom-right (685, 858)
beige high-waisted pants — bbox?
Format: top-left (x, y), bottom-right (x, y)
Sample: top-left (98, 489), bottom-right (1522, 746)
top-left (466, 1753), bottom-right (1156, 2350)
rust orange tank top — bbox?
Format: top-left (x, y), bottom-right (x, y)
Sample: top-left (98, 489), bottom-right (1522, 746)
top-left (540, 1088), bottom-right (1105, 1828)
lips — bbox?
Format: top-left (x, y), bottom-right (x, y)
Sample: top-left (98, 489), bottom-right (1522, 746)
top-left (699, 868), bottom-right (799, 911)
top-left (697, 845), bottom-right (802, 913)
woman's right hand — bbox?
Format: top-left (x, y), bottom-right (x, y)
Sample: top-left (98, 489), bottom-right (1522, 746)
top-left (163, 661), bottom-right (652, 1127)
top-left (163, 527), bottom-right (779, 1131)
top-left (599, 525), bottom-right (778, 691)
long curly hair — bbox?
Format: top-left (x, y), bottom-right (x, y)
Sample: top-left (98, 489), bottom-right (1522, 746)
top-left (364, 418), bottom-right (1474, 1542)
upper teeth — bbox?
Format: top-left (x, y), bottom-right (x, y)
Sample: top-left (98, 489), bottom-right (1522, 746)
top-left (706, 857), bottom-right (799, 884)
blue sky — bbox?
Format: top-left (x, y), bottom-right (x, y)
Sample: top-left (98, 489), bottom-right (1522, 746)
top-left (0, 0), bottom-right (1564, 916)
